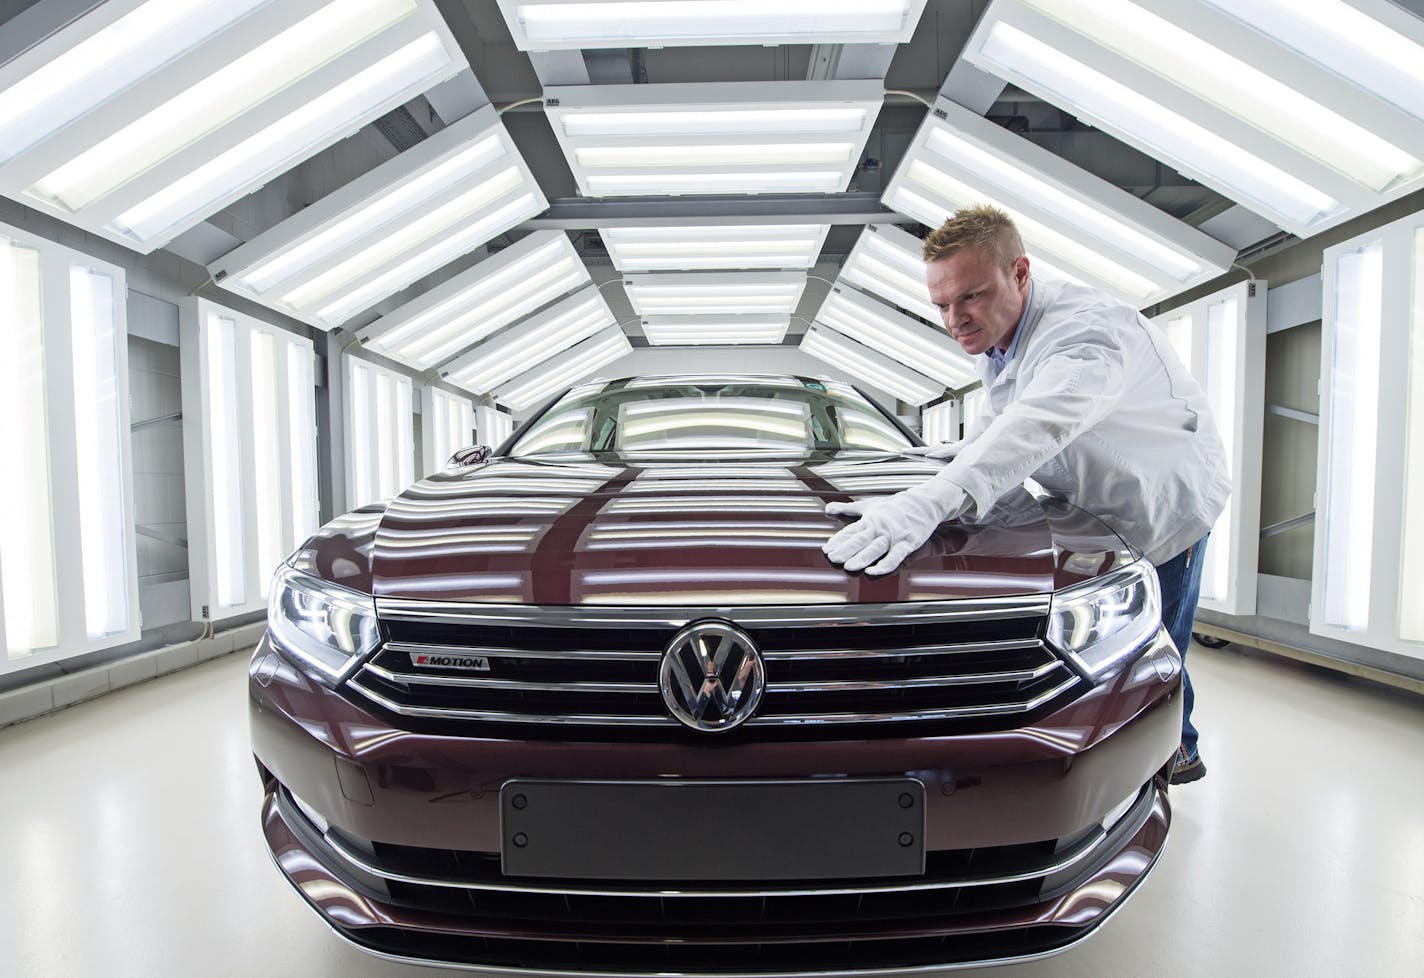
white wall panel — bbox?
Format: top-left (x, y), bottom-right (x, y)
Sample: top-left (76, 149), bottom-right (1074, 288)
top-left (181, 298), bottom-right (318, 623)
top-left (0, 221), bottom-right (139, 674)
top-left (345, 353), bottom-right (415, 509)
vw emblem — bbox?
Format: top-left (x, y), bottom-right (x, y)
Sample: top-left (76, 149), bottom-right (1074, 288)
top-left (659, 620), bottom-right (765, 733)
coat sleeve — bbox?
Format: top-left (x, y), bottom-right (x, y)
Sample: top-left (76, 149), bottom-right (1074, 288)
top-left (933, 316), bottom-right (1126, 517)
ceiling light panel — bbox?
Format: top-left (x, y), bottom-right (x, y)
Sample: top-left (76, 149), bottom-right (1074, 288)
top-left (357, 231), bottom-right (587, 369)
top-left (882, 96), bottom-right (1235, 307)
top-left (491, 327), bottom-right (633, 411)
top-left (496, 0), bottom-right (928, 49)
top-left (800, 325), bottom-right (942, 406)
top-left (839, 224), bottom-right (941, 324)
top-left (543, 81), bottom-right (882, 198)
top-left (642, 315), bottom-right (790, 345)
top-left (815, 285), bottom-right (976, 389)
top-left (600, 225), bottom-right (830, 272)
top-left (0, 0), bottom-right (465, 253)
top-left (442, 286), bottom-right (617, 394)
top-left (624, 271), bottom-right (807, 317)
top-left (209, 106), bottom-right (546, 330)
top-left (963, 0), bottom-right (1424, 238)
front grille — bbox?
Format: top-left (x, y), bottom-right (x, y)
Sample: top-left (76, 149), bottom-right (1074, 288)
top-left (346, 597), bottom-right (1079, 732)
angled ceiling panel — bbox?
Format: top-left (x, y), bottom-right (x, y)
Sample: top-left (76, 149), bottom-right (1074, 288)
top-left (490, 326), bottom-right (632, 411)
top-left (495, 0), bottom-right (929, 49)
top-left (543, 81), bottom-right (883, 197)
top-left (883, 95), bottom-right (1236, 307)
top-left (623, 270), bottom-right (808, 316)
top-left (600, 224), bottom-right (831, 272)
top-left (0, 0), bottom-right (466, 253)
top-left (963, 0), bottom-right (1424, 239)
top-left (209, 105), bottom-right (547, 330)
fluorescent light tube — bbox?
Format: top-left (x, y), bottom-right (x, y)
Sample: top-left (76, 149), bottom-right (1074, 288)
top-left (0, 0), bottom-right (271, 167)
top-left (0, 236), bottom-right (58, 655)
top-left (840, 225), bottom-right (939, 323)
top-left (971, 20), bottom-right (1343, 231)
top-left (1020, 0), bottom-right (1420, 194)
top-left (560, 107), bottom-right (870, 138)
top-left (287, 342), bottom-right (317, 545)
top-left (642, 315), bottom-right (790, 345)
top-left (1200, 0), bottom-right (1424, 130)
top-left (493, 328), bottom-right (632, 411)
top-left (445, 287), bottom-right (616, 393)
top-left (546, 81), bottom-right (882, 199)
top-left (249, 330), bottom-right (282, 598)
top-left (108, 32), bottom-right (455, 246)
top-left (282, 167), bottom-right (524, 309)
top-left (1404, 228), bottom-right (1424, 642)
top-left (815, 287), bottom-right (976, 388)
top-left (800, 325), bottom-right (942, 406)
top-left (235, 133), bottom-right (505, 293)
top-left (207, 313), bottom-right (247, 608)
top-left (30, 0), bottom-right (419, 213)
top-left (1321, 242), bottom-right (1382, 630)
top-left (602, 225), bottom-right (828, 271)
top-left (361, 231), bottom-right (589, 369)
top-left (575, 144), bottom-right (855, 167)
top-left (500, 0), bottom-right (926, 48)
top-left (312, 191), bottom-right (541, 327)
top-left (624, 271), bottom-right (806, 316)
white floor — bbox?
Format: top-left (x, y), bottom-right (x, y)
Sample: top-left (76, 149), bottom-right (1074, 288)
top-left (1, 641), bottom-right (1421, 978)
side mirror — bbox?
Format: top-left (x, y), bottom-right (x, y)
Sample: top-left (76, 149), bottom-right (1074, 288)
top-left (447, 444), bottom-right (491, 467)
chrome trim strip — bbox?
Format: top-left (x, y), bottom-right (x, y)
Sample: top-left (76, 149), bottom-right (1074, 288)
top-left (347, 680), bottom-right (678, 726)
top-left (375, 594), bottom-right (1050, 628)
top-left (761, 638), bottom-right (1046, 661)
top-left (751, 674), bottom-right (1079, 725)
top-left (767, 662), bottom-right (1062, 693)
top-left (317, 820), bottom-right (1107, 898)
top-left (385, 641), bottom-right (660, 663)
top-left (364, 662), bottom-right (657, 695)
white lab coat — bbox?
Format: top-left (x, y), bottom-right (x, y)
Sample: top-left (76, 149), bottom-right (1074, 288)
top-left (936, 277), bottom-right (1230, 566)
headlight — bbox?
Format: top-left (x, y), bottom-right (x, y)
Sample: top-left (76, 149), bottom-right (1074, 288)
top-left (1046, 559), bottom-right (1161, 681)
top-left (267, 563), bottom-right (381, 684)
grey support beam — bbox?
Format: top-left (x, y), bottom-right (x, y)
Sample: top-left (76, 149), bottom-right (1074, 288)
top-left (527, 50), bottom-right (591, 86)
top-left (424, 67), bottom-right (491, 125)
top-left (938, 61), bottom-right (1007, 115)
top-left (1266, 274), bottom-right (1323, 333)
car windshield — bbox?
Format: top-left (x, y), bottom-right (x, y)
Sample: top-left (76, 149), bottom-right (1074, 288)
top-left (506, 376), bottom-right (916, 456)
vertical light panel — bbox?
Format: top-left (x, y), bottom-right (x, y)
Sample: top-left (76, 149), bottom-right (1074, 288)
top-left (920, 401), bottom-right (959, 444)
top-left (181, 298), bottom-right (317, 622)
top-left (1313, 212), bottom-right (1424, 660)
top-left (1150, 283), bottom-right (1265, 617)
top-left (206, 313), bottom-right (246, 609)
top-left (0, 236), bottom-right (58, 658)
top-left (286, 343), bottom-right (318, 549)
top-left (962, 387), bottom-right (987, 436)
top-left (1322, 243), bottom-right (1382, 630)
top-left (250, 330), bottom-right (281, 598)
top-left (1404, 230), bottom-right (1424, 643)
top-left (423, 386), bottom-right (474, 472)
top-left (345, 354), bottom-right (415, 509)
top-left (477, 404), bottom-right (514, 448)
top-left (69, 264), bottom-right (130, 637)
top-left (0, 224), bottom-right (138, 672)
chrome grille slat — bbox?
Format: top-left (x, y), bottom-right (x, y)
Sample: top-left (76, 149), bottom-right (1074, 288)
top-left (365, 662), bottom-right (657, 694)
top-left (384, 641), bottom-right (659, 662)
top-left (761, 638), bottom-right (1043, 660)
top-left (352, 598), bottom-right (1076, 730)
top-left (767, 662), bottom-right (1059, 693)
top-left (348, 680), bottom-right (678, 726)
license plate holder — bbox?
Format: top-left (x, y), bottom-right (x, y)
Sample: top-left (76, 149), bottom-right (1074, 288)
top-left (500, 778), bottom-right (925, 881)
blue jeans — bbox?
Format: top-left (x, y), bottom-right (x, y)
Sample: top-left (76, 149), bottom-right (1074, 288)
top-left (1154, 535), bottom-right (1207, 759)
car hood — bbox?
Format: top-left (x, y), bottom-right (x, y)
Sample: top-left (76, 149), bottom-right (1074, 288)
top-left (298, 451), bottom-right (1134, 605)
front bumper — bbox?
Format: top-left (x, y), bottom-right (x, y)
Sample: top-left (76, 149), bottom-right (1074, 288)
top-left (251, 628), bottom-right (1182, 975)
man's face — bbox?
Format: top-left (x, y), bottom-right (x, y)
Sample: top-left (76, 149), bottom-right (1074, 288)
top-left (926, 247), bottom-right (1031, 357)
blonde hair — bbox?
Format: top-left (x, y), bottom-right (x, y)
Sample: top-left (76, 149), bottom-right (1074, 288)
top-left (921, 204), bottom-right (1025, 269)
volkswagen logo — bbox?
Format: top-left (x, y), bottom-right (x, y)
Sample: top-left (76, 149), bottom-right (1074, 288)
top-left (659, 620), bottom-right (765, 733)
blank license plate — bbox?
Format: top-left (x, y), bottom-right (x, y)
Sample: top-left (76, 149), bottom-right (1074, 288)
top-left (500, 778), bottom-right (925, 881)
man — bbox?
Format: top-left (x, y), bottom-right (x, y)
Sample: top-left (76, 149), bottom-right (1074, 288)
top-left (822, 205), bottom-right (1228, 785)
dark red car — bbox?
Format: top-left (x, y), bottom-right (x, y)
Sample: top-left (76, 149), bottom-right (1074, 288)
top-left (251, 374), bottom-right (1182, 974)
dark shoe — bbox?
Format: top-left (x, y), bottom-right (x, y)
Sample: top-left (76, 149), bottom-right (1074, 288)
top-left (1170, 745), bottom-right (1207, 785)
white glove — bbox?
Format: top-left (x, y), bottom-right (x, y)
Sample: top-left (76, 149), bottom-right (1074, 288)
top-left (904, 440), bottom-right (964, 461)
top-left (823, 478), bottom-right (967, 575)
